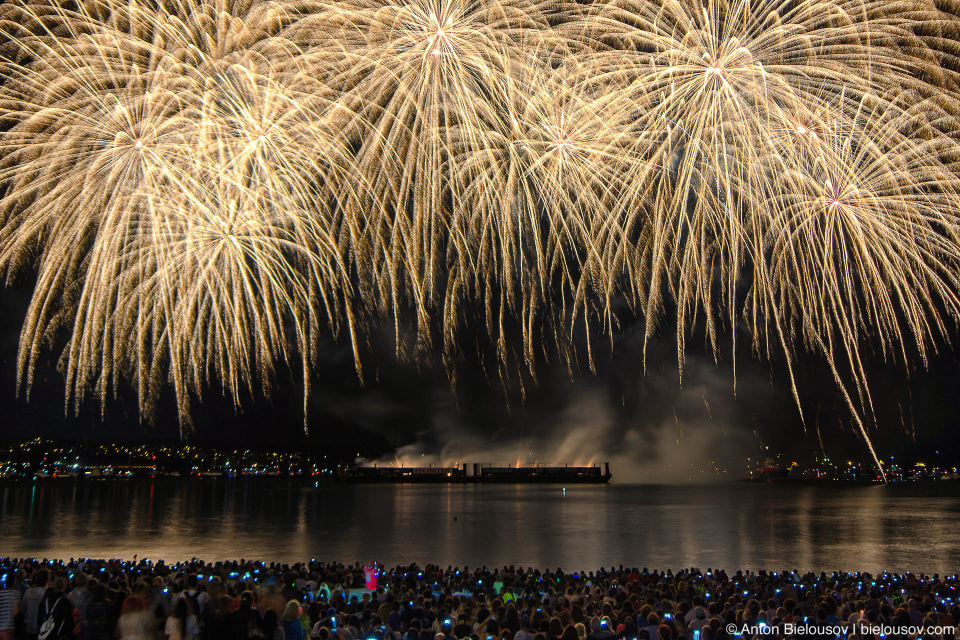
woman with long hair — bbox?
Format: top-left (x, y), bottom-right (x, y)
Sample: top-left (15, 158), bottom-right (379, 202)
top-left (233, 591), bottom-right (264, 638)
top-left (165, 598), bottom-right (199, 640)
top-left (117, 587), bottom-right (152, 640)
top-left (263, 610), bottom-right (284, 640)
top-left (282, 601), bottom-right (306, 640)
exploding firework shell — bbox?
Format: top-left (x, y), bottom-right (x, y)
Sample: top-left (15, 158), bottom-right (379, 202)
top-left (1, 0), bottom-right (960, 470)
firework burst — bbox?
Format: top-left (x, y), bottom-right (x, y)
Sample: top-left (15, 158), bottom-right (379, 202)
top-left (0, 0), bottom-right (367, 431)
top-left (1, 0), bottom-right (959, 464)
top-left (446, 49), bottom-right (648, 374)
top-left (563, 0), bottom-right (960, 472)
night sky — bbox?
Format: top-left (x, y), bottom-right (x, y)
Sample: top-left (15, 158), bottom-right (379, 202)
top-left (1, 270), bottom-right (958, 475)
top-left (1, 0), bottom-right (959, 482)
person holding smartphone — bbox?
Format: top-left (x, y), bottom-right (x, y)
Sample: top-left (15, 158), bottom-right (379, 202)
top-left (589, 618), bottom-right (615, 640)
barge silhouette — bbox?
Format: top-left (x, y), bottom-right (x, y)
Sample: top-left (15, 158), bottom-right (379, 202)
top-left (340, 462), bottom-right (612, 484)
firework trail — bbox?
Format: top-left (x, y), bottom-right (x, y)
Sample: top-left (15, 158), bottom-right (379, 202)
top-left (1, 0), bottom-right (959, 468)
top-left (566, 0), bottom-right (960, 472)
top-left (0, 0), bottom-right (367, 429)
top-left (447, 48), bottom-right (649, 374)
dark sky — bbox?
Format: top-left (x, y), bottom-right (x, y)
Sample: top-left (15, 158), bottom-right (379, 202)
top-left (1, 273), bottom-right (958, 474)
top-left (1, 1), bottom-right (958, 478)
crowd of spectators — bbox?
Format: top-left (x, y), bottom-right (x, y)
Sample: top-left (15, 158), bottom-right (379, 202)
top-left (0, 558), bottom-right (957, 640)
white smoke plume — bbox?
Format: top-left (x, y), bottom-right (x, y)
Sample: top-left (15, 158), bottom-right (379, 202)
top-left (361, 353), bottom-right (769, 483)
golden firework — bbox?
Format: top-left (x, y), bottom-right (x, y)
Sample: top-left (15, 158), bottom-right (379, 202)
top-left (0, 0), bottom-right (368, 432)
top-left (1, 0), bottom-right (959, 469)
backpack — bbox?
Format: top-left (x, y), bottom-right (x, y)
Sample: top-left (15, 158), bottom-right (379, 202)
top-left (72, 606), bottom-right (83, 637)
top-left (245, 609), bottom-right (265, 639)
top-left (38, 596), bottom-right (67, 640)
top-left (83, 601), bottom-right (112, 640)
top-left (187, 588), bottom-right (202, 612)
top-left (70, 591), bottom-right (90, 637)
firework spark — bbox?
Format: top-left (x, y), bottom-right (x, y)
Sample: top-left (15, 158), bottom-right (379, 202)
top-left (0, 0), bottom-right (367, 430)
top-left (1, 0), bottom-right (960, 465)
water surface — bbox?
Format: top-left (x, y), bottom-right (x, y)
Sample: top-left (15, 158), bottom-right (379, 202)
top-left (1, 479), bottom-right (958, 573)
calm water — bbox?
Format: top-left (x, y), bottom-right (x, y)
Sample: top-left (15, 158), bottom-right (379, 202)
top-left (1, 479), bottom-right (959, 573)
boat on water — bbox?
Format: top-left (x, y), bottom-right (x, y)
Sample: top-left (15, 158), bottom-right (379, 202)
top-left (339, 462), bottom-right (612, 484)
top-left (741, 457), bottom-right (791, 482)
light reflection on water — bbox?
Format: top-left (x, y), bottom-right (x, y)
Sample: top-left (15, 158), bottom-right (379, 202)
top-left (1, 480), bottom-right (959, 573)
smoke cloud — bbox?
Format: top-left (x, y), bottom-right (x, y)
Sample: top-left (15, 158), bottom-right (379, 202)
top-left (356, 344), bottom-right (784, 483)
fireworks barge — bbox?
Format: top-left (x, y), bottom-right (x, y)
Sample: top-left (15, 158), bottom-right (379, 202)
top-left (339, 463), bottom-right (612, 484)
